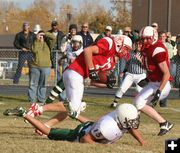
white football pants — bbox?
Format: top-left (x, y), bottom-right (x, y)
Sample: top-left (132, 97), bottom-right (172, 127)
top-left (115, 72), bottom-right (147, 98)
top-left (134, 81), bottom-right (171, 110)
top-left (63, 69), bottom-right (84, 114)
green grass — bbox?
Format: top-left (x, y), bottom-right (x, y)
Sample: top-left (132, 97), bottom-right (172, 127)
top-left (0, 94), bottom-right (179, 153)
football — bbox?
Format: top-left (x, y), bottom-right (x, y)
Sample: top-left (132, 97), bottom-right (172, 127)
top-left (97, 70), bottom-right (109, 84)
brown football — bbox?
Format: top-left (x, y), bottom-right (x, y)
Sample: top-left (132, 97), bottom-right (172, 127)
top-left (97, 70), bottom-right (109, 84)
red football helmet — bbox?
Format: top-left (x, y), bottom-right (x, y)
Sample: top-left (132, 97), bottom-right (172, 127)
top-left (139, 26), bottom-right (158, 47)
top-left (113, 35), bottom-right (132, 54)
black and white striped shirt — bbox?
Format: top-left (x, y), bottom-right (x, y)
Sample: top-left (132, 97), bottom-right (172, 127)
top-left (127, 50), bottom-right (146, 74)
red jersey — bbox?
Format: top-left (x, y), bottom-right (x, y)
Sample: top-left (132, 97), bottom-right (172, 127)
top-left (68, 37), bottom-right (118, 78)
top-left (141, 40), bottom-right (172, 82)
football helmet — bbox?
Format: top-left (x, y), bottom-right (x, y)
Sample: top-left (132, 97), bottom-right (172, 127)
top-left (139, 26), bottom-right (158, 45)
top-left (71, 35), bottom-right (83, 50)
top-left (115, 103), bottom-right (140, 129)
top-left (113, 35), bottom-right (132, 53)
top-left (33, 24), bottom-right (41, 34)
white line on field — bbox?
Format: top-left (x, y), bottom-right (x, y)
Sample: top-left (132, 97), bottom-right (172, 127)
top-left (161, 107), bottom-right (180, 112)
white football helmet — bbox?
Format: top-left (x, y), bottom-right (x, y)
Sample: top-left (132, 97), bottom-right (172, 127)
top-left (113, 35), bottom-right (132, 53)
top-left (115, 103), bottom-right (140, 129)
top-left (71, 35), bottom-right (83, 50)
top-left (33, 24), bottom-right (41, 34)
top-left (139, 26), bottom-right (158, 45)
top-left (71, 35), bottom-right (83, 43)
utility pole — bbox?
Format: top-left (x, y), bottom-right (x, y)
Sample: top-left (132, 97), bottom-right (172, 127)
top-left (167, 0), bottom-right (172, 32)
top-left (59, 4), bottom-right (77, 33)
top-left (148, 0), bottom-right (152, 25)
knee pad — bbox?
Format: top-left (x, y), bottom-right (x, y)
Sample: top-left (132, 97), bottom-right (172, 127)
top-left (134, 95), bottom-right (146, 110)
top-left (115, 88), bottom-right (124, 98)
top-left (67, 102), bottom-right (81, 119)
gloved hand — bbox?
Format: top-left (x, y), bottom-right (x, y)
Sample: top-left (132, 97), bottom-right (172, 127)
top-left (89, 69), bottom-right (99, 81)
top-left (107, 72), bottom-right (116, 89)
top-left (151, 89), bottom-right (161, 107)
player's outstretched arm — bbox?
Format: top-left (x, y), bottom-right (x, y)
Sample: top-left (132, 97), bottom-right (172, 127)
top-left (24, 114), bottom-right (51, 136)
top-left (129, 128), bottom-right (145, 146)
top-left (76, 115), bottom-right (92, 123)
top-left (80, 133), bottom-right (96, 144)
top-left (158, 61), bottom-right (170, 91)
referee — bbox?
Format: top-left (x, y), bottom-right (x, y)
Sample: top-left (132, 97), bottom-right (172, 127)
top-left (111, 39), bottom-right (147, 108)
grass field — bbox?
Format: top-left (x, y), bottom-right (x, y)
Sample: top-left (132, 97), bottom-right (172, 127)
top-left (0, 94), bottom-right (179, 153)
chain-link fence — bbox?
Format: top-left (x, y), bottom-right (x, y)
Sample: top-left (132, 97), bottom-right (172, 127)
top-left (0, 48), bottom-right (121, 87)
top-left (0, 49), bottom-right (59, 86)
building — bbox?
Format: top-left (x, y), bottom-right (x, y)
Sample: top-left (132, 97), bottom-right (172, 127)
top-left (132, 0), bottom-right (180, 35)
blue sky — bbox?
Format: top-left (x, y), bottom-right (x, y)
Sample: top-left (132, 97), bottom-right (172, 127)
top-left (8, 0), bottom-right (112, 11)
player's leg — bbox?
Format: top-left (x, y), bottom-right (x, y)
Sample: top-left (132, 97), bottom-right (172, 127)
top-left (27, 101), bottom-right (67, 118)
top-left (63, 69), bottom-right (84, 118)
top-left (111, 73), bottom-right (133, 107)
top-left (45, 78), bottom-right (65, 104)
top-left (134, 82), bottom-right (173, 135)
top-left (134, 73), bottom-right (147, 92)
top-left (43, 111), bottom-right (68, 128)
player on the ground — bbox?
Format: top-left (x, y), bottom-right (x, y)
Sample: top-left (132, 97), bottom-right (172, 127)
top-left (28, 35), bottom-right (132, 119)
top-left (134, 26), bottom-right (173, 136)
top-left (22, 103), bottom-right (144, 145)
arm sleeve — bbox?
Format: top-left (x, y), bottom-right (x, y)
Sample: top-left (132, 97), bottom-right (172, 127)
top-left (13, 34), bottom-right (21, 49)
top-left (153, 52), bottom-right (166, 63)
top-left (96, 38), bottom-right (112, 54)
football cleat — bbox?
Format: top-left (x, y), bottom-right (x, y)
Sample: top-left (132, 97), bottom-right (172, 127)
top-left (110, 101), bottom-right (118, 108)
top-left (3, 107), bottom-right (26, 117)
top-left (26, 103), bottom-right (43, 117)
top-left (80, 102), bottom-right (86, 112)
top-left (158, 121), bottom-right (174, 136)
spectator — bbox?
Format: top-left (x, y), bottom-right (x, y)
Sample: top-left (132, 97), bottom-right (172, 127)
top-left (28, 30), bottom-right (56, 103)
top-left (77, 23), bottom-right (93, 48)
top-left (166, 32), bottom-right (176, 48)
top-left (13, 22), bottom-right (35, 84)
top-left (48, 20), bottom-right (65, 82)
top-left (171, 36), bottom-right (180, 96)
top-left (158, 31), bottom-right (174, 107)
top-left (95, 26), bottom-right (113, 42)
top-left (123, 26), bottom-right (138, 44)
top-left (151, 22), bottom-right (158, 31)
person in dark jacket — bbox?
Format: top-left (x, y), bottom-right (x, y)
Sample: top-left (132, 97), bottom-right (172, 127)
top-left (13, 22), bottom-right (35, 84)
top-left (48, 21), bottom-right (65, 82)
top-left (77, 23), bottom-right (93, 48)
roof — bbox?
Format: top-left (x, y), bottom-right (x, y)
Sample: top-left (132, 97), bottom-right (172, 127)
top-left (0, 35), bottom-right (15, 48)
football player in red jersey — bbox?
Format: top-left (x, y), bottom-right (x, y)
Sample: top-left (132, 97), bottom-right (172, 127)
top-left (63, 35), bottom-right (132, 118)
top-left (134, 26), bottom-right (173, 136)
